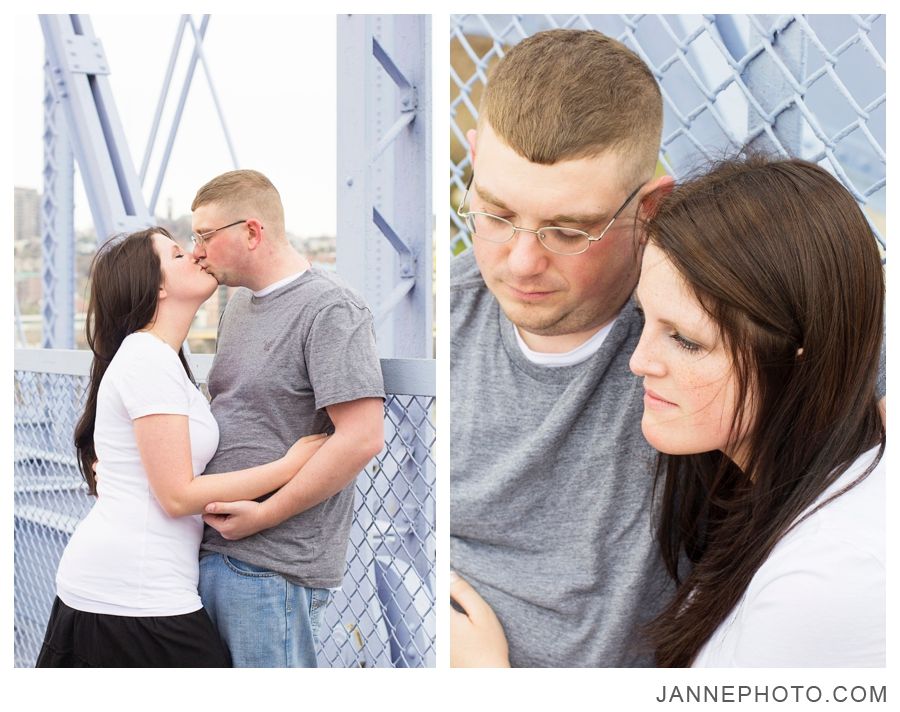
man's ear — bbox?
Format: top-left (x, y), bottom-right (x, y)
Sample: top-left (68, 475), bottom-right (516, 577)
top-left (466, 128), bottom-right (478, 167)
top-left (639, 174), bottom-right (675, 222)
top-left (245, 219), bottom-right (264, 250)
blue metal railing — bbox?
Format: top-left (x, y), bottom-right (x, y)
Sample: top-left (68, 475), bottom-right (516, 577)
top-left (14, 349), bottom-right (436, 668)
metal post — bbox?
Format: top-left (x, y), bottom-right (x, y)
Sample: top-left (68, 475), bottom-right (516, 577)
top-left (41, 60), bottom-right (75, 349)
top-left (336, 15), bottom-right (432, 360)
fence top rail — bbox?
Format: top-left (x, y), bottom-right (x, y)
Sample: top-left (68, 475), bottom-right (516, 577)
top-left (15, 348), bottom-right (436, 397)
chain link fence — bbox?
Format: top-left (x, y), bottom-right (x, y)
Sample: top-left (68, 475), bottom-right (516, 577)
top-left (14, 356), bottom-right (435, 668)
top-left (450, 14), bottom-right (886, 256)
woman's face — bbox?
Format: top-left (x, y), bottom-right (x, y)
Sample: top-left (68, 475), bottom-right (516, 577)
top-left (629, 244), bottom-right (748, 464)
top-left (151, 232), bottom-right (218, 303)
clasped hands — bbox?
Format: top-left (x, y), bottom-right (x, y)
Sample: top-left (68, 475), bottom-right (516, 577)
top-left (203, 432), bottom-right (328, 540)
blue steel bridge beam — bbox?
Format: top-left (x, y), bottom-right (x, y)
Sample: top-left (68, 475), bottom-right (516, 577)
top-left (40, 59), bottom-right (75, 349)
top-left (40, 15), bottom-right (153, 244)
top-left (337, 14), bottom-right (434, 668)
top-left (337, 14), bottom-right (432, 360)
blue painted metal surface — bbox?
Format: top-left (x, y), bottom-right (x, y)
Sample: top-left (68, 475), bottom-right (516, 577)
top-left (39, 15), bottom-right (153, 241)
top-left (337, 15), bottom-right (433, 360)
top-left (40, 60), bottom-right (75, 348)
top-left (145, 15), bottom-right (239, 215)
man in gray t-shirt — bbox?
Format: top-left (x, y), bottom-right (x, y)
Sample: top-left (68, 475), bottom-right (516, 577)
top-left (450, 30), bottom-right (675, 667)
top-left (190, 169), bottom-right (385, 667)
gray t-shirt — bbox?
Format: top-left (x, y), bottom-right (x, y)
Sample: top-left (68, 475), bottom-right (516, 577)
top-left (201, 267), bottom-right (385, 588)
top-left (451, 249), bottom-right (672, 667)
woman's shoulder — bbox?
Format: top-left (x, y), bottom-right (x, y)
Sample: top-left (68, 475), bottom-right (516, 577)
top-left (106, 332), bottom-right (186, 383)
top-left (715, 451), bottom-right (886, 667)
top-left (751, 447), bottom-right (885, 593)
top-left (791, 447), bottom-right (884, 560)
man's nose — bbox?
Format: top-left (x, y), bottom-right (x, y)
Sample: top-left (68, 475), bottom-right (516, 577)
top-left (506, 229), bottom-right (549, 278)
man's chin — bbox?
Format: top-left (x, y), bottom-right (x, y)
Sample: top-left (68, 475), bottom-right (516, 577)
top-left (497, 301), bottom-right (567, 336)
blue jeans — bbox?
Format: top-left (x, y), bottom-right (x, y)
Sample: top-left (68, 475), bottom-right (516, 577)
top-left (199, 553), bottom-right (330, 668)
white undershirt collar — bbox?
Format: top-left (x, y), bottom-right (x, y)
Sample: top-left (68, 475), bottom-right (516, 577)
top-left (515, 315), bottom-right (619, 367)
top-left (252, 268), bottom-right (308, 298)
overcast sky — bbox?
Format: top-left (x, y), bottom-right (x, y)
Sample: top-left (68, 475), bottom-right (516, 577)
top-left (14, 14), bottom-right (337, 237)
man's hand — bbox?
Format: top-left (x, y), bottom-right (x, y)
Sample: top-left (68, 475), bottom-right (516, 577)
top-left (450, 571), bottom-right (511, 668)
top-left (203, 500), bottom-right (267, 540)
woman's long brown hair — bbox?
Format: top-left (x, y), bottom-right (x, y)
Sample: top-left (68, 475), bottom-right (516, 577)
top-left (644, 155), bottom-right (885, 666)
top-left (73, 227), bottom-right (194, 495)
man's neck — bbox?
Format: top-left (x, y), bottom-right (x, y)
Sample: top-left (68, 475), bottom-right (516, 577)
top-left (243, 246), bottom-right (310, 292)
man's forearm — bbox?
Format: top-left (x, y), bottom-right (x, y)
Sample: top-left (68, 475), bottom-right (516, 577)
top-left (256, 431), bottom-right (379, 529)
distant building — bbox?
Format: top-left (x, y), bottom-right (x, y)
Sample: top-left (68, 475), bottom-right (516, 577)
top-left (14, 187), bottom-right (40, 243)
top-left (290, 232), bottom-right (336, 269)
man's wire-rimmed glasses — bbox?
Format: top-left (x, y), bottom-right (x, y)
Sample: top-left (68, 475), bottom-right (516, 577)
top-left (190, 219), bottom-right (247, 248)
top-left (456, 176), bottom-right (643, 255)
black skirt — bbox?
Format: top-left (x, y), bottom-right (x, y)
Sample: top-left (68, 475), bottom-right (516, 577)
top-left (35, 597), bottom-right (231, 668)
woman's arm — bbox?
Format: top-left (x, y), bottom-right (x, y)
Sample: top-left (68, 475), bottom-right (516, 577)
top-left (133, 413), bottom-right (326, 518)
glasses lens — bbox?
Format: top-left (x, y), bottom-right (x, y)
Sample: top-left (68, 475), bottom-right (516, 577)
top-left (190, 233), bottom-right (202, 246)
top-left (467, 213), bottom-right (515, 243)
top-left (539, 228), bottom-right (590, 255)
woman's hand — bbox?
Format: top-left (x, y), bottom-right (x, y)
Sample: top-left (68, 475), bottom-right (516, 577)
top-left (450, 571), bottom-right (511, 668)
top-left (284, 433), bottom-right (328, 466)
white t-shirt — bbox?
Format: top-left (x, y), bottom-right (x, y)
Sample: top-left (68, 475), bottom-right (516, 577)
top-left (56, 332), bottom-right (219, 616)
top-left (694, 446), bottom-right (885, 667)
top-left (514, 316), bottom-right (618, 367)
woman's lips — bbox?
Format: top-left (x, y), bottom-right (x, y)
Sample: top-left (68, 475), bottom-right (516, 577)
top-left (644, 388), bottom-right (678, 409)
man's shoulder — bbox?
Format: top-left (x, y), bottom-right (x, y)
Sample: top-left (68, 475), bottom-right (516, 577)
top-left (450, 249), bottom-right (496, 335)
top-left (298, 268), bottom-right (372, 313)
top-left (450, 249), bottom-right (484, 291)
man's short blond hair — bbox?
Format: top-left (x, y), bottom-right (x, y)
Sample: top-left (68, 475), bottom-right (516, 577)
top-left (480, 29), bottom-right (662, 186)
top-left (192, 169), bottom-right (286, 238)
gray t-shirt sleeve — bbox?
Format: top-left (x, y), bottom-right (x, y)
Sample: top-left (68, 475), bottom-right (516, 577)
top-left (306, 300), bottom-right (385, 411)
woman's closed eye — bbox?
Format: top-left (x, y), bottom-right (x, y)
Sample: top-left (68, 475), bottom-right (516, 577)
top-left (670, 331), bottom-right (702, 353)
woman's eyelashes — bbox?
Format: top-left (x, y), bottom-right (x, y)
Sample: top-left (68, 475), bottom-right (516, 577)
top-left (636, 306), bottom-right (703, 354)
top-left (669, 331), bottom-right (702, 353)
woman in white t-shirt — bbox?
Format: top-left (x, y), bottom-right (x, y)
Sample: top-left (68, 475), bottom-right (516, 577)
top-left (627, 155), bottom-right (885, 667)
top-left (36, 227), bottom-right (326, 667)
top-left (450, 155), bottom-right (885, 668)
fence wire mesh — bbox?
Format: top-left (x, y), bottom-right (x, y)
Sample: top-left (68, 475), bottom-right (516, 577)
top-left (14, 366), bottom-right (435, 668)
top-left (450, 14), bottom-right (886, 256)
